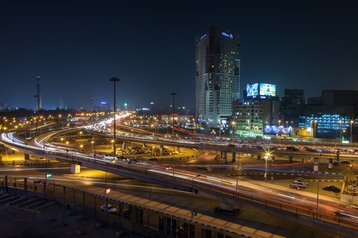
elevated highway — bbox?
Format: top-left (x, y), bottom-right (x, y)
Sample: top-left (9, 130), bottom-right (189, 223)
top-left (1, 131), bottom-right (358, 232)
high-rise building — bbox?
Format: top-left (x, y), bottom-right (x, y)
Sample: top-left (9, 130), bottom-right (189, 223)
top-left (195, 26), bottom-right (240, 127)
top-left (280, 89), bottom-right (305, 126)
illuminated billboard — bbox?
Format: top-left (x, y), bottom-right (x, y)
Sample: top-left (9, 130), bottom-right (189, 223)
top-left (264, 125), bottom-right (292, 135)
top-left (246, 83), bottom-right (259, 97)
top-left (259, 83), bottom-right (276, 97)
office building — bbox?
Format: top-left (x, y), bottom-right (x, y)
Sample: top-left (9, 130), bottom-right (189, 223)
top-left (195, 26), bottom-right (240, 127)
top-left (280, 89), bottom-right (305, 127)
top-left (232, 83), bottom-right (280, 137)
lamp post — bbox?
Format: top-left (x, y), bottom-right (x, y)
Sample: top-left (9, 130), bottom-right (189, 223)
top-left (235, 156), bottom-right (241, 196)
top-left (170, 92), bottom-right (176, 138)
top-left (110, 77), bottom-right (120, 157)
top-left (191, 174), bottom-right (201, 219)
top-left (91, 139), bottom-right (95, 154)
top-left (350, 120), bottom-right (354, 144)
top-left (231, 121), bottom-right (236, 137)
top-left (338, 119), bottom-right (342, 141)
top-left (264, 149), bottom-right (272, 183)
top-left (316, 180), bottom-right (320, 216)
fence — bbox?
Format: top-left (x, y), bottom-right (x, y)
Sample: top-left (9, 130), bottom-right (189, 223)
top-left (0, 175), bottom-right (255, 238)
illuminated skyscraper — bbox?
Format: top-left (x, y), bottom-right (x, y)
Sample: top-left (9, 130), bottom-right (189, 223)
top-left (195, 26), bottom-right (240, 127)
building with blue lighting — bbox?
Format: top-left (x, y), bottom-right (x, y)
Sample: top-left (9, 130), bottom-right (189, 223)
top-left (300, 90), bottom-right (358, 141)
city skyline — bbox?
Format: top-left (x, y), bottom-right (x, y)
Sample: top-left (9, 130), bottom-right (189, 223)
top-left (1, 1), bottom-right (358, 110)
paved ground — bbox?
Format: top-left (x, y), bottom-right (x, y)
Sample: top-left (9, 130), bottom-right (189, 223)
top-left (0, 191), bottom-right (131, 238)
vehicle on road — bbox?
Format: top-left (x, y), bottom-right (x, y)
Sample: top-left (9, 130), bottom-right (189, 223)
top-left (290, 181), bottom-right (307, 190)
top-left (214, 206), bottom-right (241, 215)
top-left (323, 185), bottom-right (341, 193)
top-left (293, 178), bottom-right (305, 183)
top-left (340, 160), bottom-right (350, 165)
top-left (335, 210), bottom-right (358, 219)
top-left (100, 204), bottom-right (117, 213)
top-left (103, 155), bottom-right (118, 161)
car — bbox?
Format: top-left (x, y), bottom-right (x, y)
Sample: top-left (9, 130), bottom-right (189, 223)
top-left (103, 155), bottom-right (118, 161)
top-left (293, 178), bottom-right (305, 183)
top-left (214, 206), bottom-right (241, 215)
top-left (290, 181), bottom-right (307, 190)
top-left (335, 210), bottom-right (358, 219)
top-left (323, 185), bottom-right (341, 193)
top-left (340, 160), bottom-right (350, 165)
top-left (100, 204), bottom-right (117, 213)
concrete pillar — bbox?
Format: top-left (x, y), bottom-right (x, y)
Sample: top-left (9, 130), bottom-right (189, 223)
top-left (223, 151), bottom-right (227, 163)
top-left (175, 146), bottom-right (180, 153)
top-left (313, 157), bottom-right (319, 172)
top-left (71, 164), bottom-right (81, 174)
top-left (232, 152), bottom-right (236, 162)
top-left (159, 145), bottom-right (164, 156)
top-left (328, 158), bottom-right (333, 169)
top-left (122, 141), bottom-right (126, 149)
top-left (24, 153), bottom-right (30, 160)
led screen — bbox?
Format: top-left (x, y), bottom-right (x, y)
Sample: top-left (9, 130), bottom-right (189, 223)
top-left (264, 125), bottom-right (292, 135)
top-left (246, 83), bottom-right (259, 97)
top-left (259, 83), bottom-right (276, 97)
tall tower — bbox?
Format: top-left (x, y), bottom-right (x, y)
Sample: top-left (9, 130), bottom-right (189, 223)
top-left (195, 26), bottom-right (240, 127)
top-left (34, 75), bottom-right (42, 112)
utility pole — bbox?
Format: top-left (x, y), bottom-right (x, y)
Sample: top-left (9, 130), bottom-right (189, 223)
top-left (171, 92), bottom-right (176, 137)
top-left (110, 77), bottom-right (120, 157)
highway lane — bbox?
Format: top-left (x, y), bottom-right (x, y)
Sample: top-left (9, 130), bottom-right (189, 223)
top-left (2, 131), bottom-right (358, 230)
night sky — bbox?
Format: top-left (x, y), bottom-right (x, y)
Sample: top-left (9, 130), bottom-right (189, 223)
top-left (1, 0), bottom-right (358, 110)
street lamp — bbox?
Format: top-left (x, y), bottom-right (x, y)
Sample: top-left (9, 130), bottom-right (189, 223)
top-left (191, 174), bottom-right (201, 219)
top-left (350, 120), bottom-right (354, 144)
top-left (110, 77), bottom-right (120, 157)
top-left (338, 119), bottom-right (342, 141)
top-left (264, 149), bottom-right (272, 183)
top-left (170, 92), bottom-right (176, 138)
top-left (91, 139), bottom-right (95, 153)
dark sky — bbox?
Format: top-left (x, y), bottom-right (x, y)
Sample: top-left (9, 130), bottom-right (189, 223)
top-left (1, 0), bottom-right (358, 110)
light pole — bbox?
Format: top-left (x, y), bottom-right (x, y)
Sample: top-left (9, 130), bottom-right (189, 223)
top-left (235, 156), bottom-right (241, 196)
top-left (316, 180), bottom-right (320, 216)
top-left (110, 77), bottom-right (120, 157)
top-left (350, 120), bottom-right (354, 144)
top-left (191, 174), bottom-right (201, 219)
top-left (264, 149), bottom-right (272, 183)
top-left (338, 119), bottom-right (342, 141)
top-left (91, 138), bottom-right (95, 154)
top-left (170, 92), bottom-right (176, 138)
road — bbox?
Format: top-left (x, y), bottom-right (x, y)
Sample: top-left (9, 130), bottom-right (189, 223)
top-left (1, 130), bottom-right (358, 231)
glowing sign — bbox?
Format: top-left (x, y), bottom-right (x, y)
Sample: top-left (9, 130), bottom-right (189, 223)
top-left (221, 32), bottom-right (234, 39)
top-left (259, 83), bottom-right (276, 97)
top-left (264, 125), bottom-right (292, 135)
top-left (246, 83), bottom-right (259, 97)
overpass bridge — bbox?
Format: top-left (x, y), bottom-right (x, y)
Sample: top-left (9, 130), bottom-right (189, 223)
top-left (1, 131), bottom-right (358, 233)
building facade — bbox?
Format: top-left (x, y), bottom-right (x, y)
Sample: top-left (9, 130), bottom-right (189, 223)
top-left (280, 89), bottom-right (305, 127)
top-left (232, 83), bottom-right (280, 137)
top-left (300, 90), bottom-right (358, 141)
top-left (195, 26), bottom-right (240, 127)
